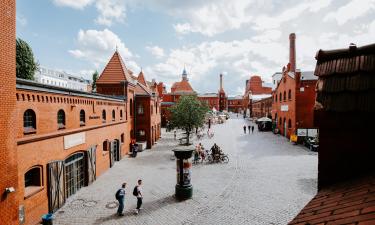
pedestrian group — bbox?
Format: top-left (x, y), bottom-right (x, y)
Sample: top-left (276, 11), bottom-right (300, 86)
top-left (115, 179), bottom-right (143, 216)
top-left (243, 125), bottom-right (255, 134)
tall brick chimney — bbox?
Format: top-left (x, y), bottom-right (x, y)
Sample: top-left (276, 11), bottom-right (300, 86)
top-left (220, 73), bottom-right (223, 91)
top-left (289, 33), bottom-right (296, 72)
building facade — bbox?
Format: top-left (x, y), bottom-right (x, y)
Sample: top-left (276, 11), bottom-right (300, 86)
top-left (252, 96), bottom-right (272, 118)
top-left (197, 93), bottom-right (219, 110)
top-left (243, 75), bottom-right (272, 117)
top-left (35, 66), bottom-right (91, 91)
top-left (16, 79), bottom-right (130, 225)
top-left (271, 33), bottom-right (317, 138)
top-left (134, 71), bottom-right (161, 149)
top-left (0, 1), bottom-right (19, 224)
top-left (227, 96), bottom-right (244, 113)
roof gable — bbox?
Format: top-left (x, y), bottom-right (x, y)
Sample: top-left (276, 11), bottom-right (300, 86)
top-left (97, 51), bottom-right (132, 84)
top-left (137, 71), bottom-right (147, 87)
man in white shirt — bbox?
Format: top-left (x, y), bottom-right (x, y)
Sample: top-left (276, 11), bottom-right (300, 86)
top-left (135, 179), bottom-right (143, 214)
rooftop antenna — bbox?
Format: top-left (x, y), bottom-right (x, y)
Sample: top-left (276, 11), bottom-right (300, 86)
top-left (115, 44), bottom-right (118, 52)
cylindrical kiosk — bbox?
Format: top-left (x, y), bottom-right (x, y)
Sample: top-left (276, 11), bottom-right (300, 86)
top-left (173, 149), bottom-right (193, 200)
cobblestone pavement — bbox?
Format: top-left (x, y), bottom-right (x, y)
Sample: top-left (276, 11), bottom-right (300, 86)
top-left (54, 116), bottom-right (318, 225)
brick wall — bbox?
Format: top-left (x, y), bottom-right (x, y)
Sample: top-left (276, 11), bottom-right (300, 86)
top-left (16, 86), bottom-right (130, 225)
top-left (0, 1), bottom-right (19, 224)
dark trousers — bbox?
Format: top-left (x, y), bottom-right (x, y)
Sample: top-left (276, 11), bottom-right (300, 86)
top-left (136, 197), bottom-right (142, 209)
top-left (117, 197), bottom-right (124, 214)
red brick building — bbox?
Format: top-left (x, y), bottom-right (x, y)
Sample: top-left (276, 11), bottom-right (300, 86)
top-left (134, 71), bottom-right (161, 149)
top-left (271, 33), bottom-right (317, 138)
top-left (252, 96), bottom-right (272, 118)
top-left (0, 1), bottom-right (19, 224)
top-left (289, 43), bottom-right (375, 225)
top-left (96, 51), bottom-right (161, 148)
top-left (218, 74), bottom-right (227, 111)
top-left (16, 79), bottom-right (130, 225)
top-left (243, 75), bottom-right (272, 117)
top-left (227, 96), bottom-right (244, 113)
top-left (160, 68), bottom-right (196, 126)
top-left (198, 93), bottom-right (219, 110)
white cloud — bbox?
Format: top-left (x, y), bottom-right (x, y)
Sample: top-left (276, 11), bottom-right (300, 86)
top-left (172, 0), bottom-right (253, 36)
top-left (69, 29), bottom-right (139, 72)
top-left (95, 0), bottom-right (126, 26)
top-left (324, 0), bottom-right (375, 25)
top-left (53, 0), bottom-right (94, 9)
top-left (145, 46), bottom-right (165, 59)
top-left (16, 14), bottom-right (27, 26)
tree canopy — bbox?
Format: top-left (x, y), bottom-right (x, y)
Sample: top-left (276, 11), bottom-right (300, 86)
top-left (92, 70), bottom-right (99, 91)
top-left (16, 38), bottom-right (38, 80)
top-left (169, 95), bottom-right (209, 145)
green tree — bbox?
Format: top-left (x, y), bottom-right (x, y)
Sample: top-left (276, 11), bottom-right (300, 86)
top-left (92, 70), bottom-right (99, 91)
top-left (16, 38), bottom-right (38, 80)
top-left (169, 95), bottom-right (209, 145)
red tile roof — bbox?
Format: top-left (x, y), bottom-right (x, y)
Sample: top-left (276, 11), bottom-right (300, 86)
top-left (171, 80), bottom-right (194, 93)
top-left (97, 51), bottom-right (132, 84)
top-left (289, 176), bottom-right (375, 225)
top-left (137, 71), bottom-right (147, 87)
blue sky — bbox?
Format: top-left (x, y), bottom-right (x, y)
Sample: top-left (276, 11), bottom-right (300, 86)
top-left (16, 0), bottom-right (375, 95)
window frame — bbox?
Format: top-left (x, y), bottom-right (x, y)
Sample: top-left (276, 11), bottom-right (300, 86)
top-left (80, 109), bottom-right (86, 126)
top-left (102, 110), bottom-right (106, 123)
top-left (57, 109), bottom-right (66, 129)
top-left (24, 166), bottom-right (43, 198)
top-left (23, 109), bottom-right (36, 134)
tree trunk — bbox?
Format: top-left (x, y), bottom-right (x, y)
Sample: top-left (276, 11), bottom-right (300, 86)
top-left (186, 132), bottom-right (190, 145)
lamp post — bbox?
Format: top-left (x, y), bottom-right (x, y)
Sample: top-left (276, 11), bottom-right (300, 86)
top-left (172, 149), bottom-right (194, 200)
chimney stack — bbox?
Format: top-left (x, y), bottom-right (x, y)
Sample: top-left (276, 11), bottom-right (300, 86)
top-left (220, 73), bottom-right (223, 91)
top-left (289, 33), bottom-right (296, 72)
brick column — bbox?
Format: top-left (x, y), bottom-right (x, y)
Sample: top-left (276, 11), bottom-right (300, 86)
top-left (0, 0), bottom-right (19, 224)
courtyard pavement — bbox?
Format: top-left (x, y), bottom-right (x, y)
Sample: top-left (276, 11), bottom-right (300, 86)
top-left (54, 115), bottom-right (318, 225)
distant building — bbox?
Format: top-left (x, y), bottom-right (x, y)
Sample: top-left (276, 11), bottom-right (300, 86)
top-left (271, 72), bottom-right (282, 91)
top-left (227, 96), bottom-right (244, 113)
top-left (243, 75), bottom-right (272, 117)
top-left (35, 66), bottom-right (91, 91)
top-left (161, 68), bottom-right (196, 126)
top-left (198, 93), bottom-right (219, 110)
top-left (252, 96), bottom-right (272, 118)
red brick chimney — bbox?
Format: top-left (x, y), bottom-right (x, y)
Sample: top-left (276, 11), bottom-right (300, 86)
top-left (220, 73), bottom-right (223, 91)
top-left (289, 33), bottom-right (296, 72)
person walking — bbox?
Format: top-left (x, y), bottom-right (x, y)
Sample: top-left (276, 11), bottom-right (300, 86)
top-left (174, 130), bottom-right (177, 140)
top-left (248, 125), bottom-right (251, 134)
top-left (115, 183), bottom-right (126, 216)
top-left (243, 125), bottom-right (246, 134)
top-left (133, 179), bottom-right (143, 214)
top-left (252, 126), bottom-right (255, 133)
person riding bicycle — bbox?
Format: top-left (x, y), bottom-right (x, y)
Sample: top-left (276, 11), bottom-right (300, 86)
top-left (211, 143), bottom-right (220, 161)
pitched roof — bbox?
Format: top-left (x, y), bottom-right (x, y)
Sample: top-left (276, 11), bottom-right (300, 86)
top-left (97, 51), bottom-right (132, 84)
top-left (289, 175), bottom-right (375, 225)
top-left (135, 82), bottom-right (152, 96)
top-left (171, 80), bottom-right (194, 93)
top-left (137, 71), bottom-right (147, 87)
top-left (314, 43), bottom-right (375, 112)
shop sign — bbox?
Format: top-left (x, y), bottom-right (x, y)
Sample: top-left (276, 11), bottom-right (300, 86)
top-left (89, 115), bottom-right (100, 119)
top-left (281, 105), bottom-right (289, 111)
top-left (64, 132), bottom-right (86, 149)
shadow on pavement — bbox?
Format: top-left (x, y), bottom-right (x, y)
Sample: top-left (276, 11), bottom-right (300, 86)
top-left (93, 195), bottom-right (178, 224)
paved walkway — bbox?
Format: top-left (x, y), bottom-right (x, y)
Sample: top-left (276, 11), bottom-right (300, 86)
top-left (54, 116), bottom-right (318, 225)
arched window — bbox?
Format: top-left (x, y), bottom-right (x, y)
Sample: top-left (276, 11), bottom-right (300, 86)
top-left (279, 92), bottom-right (282, 102)
top-left (103, 140), bottom-right (108, 151)
top-left (102, 110), bottom-right (106, 123)
top-left (284, 91), bottom-right (286, 101)
top-left (279, 117), bottom-right (282, 125)
top-left (288, 119), bottom-right (292, 128)
top-left (120, 110), bottom-right (123, 120)
top-left (130, 99), bottom-right (133, 116)
top-left (80, 110), bottom-right (85, 126)
top-left (112, 110), bottom-right (115, 121)
top-left (57, 109), bottom-right (65, 129)
top-left (24, 109), bottom-right (36, 134)
top-left (138, 104), bottom-right (144, 115)
top-left (24, 166), bottom-right (42, 197)
top-left (121, 133), bottom-right (124, 143)
top-left (288, 89), bottom-right (292, 100)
